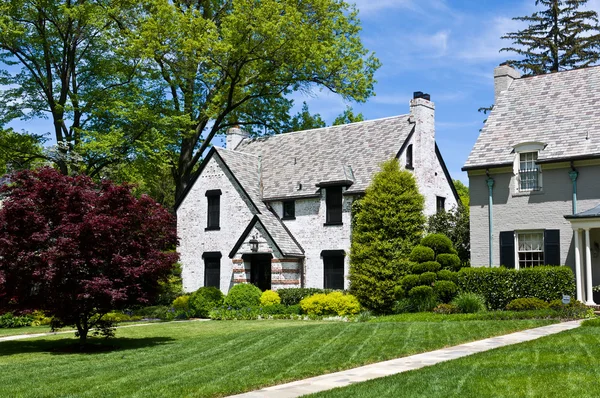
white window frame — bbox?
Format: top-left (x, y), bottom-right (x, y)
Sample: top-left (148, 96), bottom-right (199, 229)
top-left (513, 142), bottom-right (545, 193)
top-left (515, 230), bottom-right (544, 269)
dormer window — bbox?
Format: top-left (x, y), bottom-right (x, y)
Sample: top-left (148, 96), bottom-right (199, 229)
top-left (519, 152), bottom-right (540, 191)
top-left (513, 142), bottom-right (544, 193)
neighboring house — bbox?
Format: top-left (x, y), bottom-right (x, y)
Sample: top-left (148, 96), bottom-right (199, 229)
top-left (177, 93), bottom-right (458, 294)
top-left (464, 64), bottom-right (600, 305)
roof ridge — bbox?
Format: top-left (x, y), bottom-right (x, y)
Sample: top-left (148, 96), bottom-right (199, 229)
top-left (518, 64), bottom-right (600, 81)
top-left (215, 146), bottom-right (261, 158)
top-left (239, 113), bottom-right (411, 145)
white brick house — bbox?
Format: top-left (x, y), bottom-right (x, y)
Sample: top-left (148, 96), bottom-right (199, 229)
top-left (464, 64), bottom-right (600, 305)
top-left (177, 94), bottom-right (458, 293)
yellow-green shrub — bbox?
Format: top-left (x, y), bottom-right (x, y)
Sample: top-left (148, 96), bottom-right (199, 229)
top-left (260, 290), bottom-right (281, 306)
top-left (172, 295), bottom-right (190, 311)
top-left (300, 292), bottom-right (361, 316)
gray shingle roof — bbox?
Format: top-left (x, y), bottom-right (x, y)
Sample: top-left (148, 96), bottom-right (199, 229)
top-left (215, 147), bottom-right (304, 256)
top-left (565, 204), bottom-right (600, 219)
top-left (464, 66), bottom-right (600, 170)
top-left (236, 115), bottom-right (413, 199)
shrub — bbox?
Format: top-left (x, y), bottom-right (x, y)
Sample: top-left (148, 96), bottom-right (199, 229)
top-left (452, 292), bottom-right (486, 313)
top-left (408, 286), bottom-right (437, 312)
top-left (190, 287), bottom-right (225, 317)
top-left (433, 303), bottom-right (459, 314)
top-left (554, 300), bottom-right (594, 319)
top-left (506, 297), bottom-right (549, 311)
top-left (0, 313), bottom-right (33, 328)
top-left (411, 261), bottom-right (441, 274)
top-left (300, 292), bottom-right (361, 316)
top-left (437, 270), bottom-right (459, 284)
top-left (133, 306), bottom-right (175, 321)
top-left (433, 280), bottom-right (458, 303)
top-left (401, 274), bottom-right (421, 292)
top-left (30, 310), bottom-right (52, 326)
top-left (457, 266), bottom-right (575, 310)
top-left (436, 253), bottom-right (461, 272)
top-left (409, 245), bottom-right (435, 263)
top-left (421, 233), bottom-right (454, 255)
top-left (172, 295), bottom-right (190, 311)
top-left (224, 284), bottom-right (262, 310)
top-left (393, 299), bottom-right (414, 314)
top-left (549, 299), bottom-right (563, 310)
top-left (349, 159), bottom-right (425, 313)
top-left (277, 288), bottom-right (330, 306)
top-left (260, 290), bottom-right (281, 306)
top-left (419, 272), bottom-right (437, 286)
top-left (355, 310), bottom-right (373, 322)
top-left (101, 312), bottom-right (142, 323)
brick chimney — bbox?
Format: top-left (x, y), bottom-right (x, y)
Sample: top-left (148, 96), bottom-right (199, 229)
top-left (494, 63), bottom-right (520, 102)
top-left (226, 126), bottom-right (249, 150)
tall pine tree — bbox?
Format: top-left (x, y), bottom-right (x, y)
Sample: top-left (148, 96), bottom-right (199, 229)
top-left (501, 0), bottom-right (600, 75)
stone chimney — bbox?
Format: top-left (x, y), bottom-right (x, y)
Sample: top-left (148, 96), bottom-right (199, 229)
top-left (226, 126), bottom-right (249, 150)
top-left (494, 63), bottom-right (520, 102)
top-left (410, 92), bottom-right (436, 215)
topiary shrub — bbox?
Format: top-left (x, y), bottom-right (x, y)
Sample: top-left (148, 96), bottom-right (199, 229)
top-left (260, 290), bottom-right (281, 306)
top-left (421, 233), bottom-right (454, 256)
top-left (189, 287), bottom-right (225, 317)
top-left (433, 303), bottom-right (459, 314)
top-left (419, 272), bottom-right (437, 286)
top-left (436, 253), bottom-right (461, 272)
top-left (433, 280), bottom-right (458, 304)
top-left (451, 292), bottom-right (486, 313)
top-left (401, 274), bottom-right (421, 292)
top-left (409, 245), bottom-right (435, 263)
top-left (506, 297), bottom-right (549, 311)
top-left (413, 261), bottom-right (441, 274)
top-left (277, 288), bottom-right (330, 306)
top-left (300, 292), bottom-right (361, 316)
top-left (224, 284), bottom-right (262, 310)
top-left (437, 269), bottom-right (459, 284)
top-left (408, 285), bottom-right (437, 312)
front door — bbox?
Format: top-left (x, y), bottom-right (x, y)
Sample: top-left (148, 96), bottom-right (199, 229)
top-left (250, 254), bottom-right (272, 291)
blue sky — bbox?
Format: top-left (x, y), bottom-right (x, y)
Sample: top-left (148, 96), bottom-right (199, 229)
top-left (291, 0), bottom-right (600, 184)
top-left (6, 0), bottom-right (600, 185)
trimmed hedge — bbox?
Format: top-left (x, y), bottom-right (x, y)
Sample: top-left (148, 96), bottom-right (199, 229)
top-left (189, 287), bottom-right (225, 317)
top-left (224, 284), bottom-right (261, 309)
top-left (421, 234), bottom-right (453, 255)
top-left (437, 253), bottom-right (461, 272)
top-left (457, 266), bottom-right (575, 310)
top-left (409, 245), bottom-right (435, 263)
top-left (411, 261), bottom-right (441, 274)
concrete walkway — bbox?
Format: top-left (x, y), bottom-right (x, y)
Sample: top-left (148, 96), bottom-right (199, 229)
top-left (0, 319), bottom-right (210, 342)
top-left (228, 320), bottom-right (582, 398)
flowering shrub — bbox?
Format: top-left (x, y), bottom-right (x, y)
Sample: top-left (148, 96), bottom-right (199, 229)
top-left (260, 290), bottom-right (281, 306)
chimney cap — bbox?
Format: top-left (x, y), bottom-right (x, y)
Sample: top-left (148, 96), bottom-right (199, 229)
top-left (413, 91), bottom-right (424, 99)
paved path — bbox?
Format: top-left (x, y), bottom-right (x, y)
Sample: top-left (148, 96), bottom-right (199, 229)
top-left (228, 320), bottom-right (582, 398)
top-left (0, 319), bottom-right (210, 342)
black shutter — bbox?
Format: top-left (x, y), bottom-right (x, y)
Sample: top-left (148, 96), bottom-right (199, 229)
top-left (326, 187), bottom-right (343, 224)
top-left (322, 250), bottom-right (345, 289)
top-left (203, 252), bottom-right (221, 288)
top-left (499, 231), bottom-right (515, 269)
top-left (544, 229), bottom-right (560, 265)
top-left (207, 195), bottom-right (220, 229)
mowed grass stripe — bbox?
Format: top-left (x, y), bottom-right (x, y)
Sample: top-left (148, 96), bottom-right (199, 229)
top-left (0, 319), bottom-right (555, 398)
top-left (309, 325), bottom-right (600, 398)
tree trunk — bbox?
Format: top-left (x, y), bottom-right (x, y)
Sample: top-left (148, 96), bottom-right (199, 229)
top-left (76, 319), bottom-right (89, 348)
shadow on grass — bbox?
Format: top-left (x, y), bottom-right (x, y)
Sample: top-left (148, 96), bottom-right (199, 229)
top-left (0, 336), bottom-right (175, 356)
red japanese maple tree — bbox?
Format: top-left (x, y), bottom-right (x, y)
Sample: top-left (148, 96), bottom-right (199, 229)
top-left (0, 167), bottom-right (178, 344)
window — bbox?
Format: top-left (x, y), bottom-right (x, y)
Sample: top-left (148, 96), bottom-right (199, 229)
top-left (499, 230), bottom-right (560, 269)
top-left (436, 196), bottom-right (446, 213)
top-left (206, 189), bottom-right (221, 230)
top-left (282, 200), bottom-right (295, 219)
top-left (203, 252), bottom-right (221, 288)
top-left (325, 187), bottom-right (343, 225)
top-left (518, 152), bottom-right (540, 191)
top-left (517, 232), bottom-right (544, 267)
top-left (322, 250), bottom-right (344, 289)
top-left (406, 144), bottom-right (413, 169)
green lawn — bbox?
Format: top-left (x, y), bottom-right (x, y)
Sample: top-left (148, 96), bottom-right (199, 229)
top-left (0, 325), bottom-right (56, 337)
top-left (0, 319), bottom-right (554, 397)
top-left (309, 323), bottom-right (600, 398)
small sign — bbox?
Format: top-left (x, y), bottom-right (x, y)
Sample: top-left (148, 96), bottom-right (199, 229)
top-left (562, 295), bottom-right (571, 305)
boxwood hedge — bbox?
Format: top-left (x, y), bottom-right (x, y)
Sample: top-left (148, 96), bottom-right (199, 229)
top-left (456, 266), bottom-right (575, 310)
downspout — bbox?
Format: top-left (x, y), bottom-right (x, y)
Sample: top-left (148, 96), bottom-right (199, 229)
top-left (569, 164), bottom-right (579, 215)
top-left (486, 173), bottom-right (495, 267)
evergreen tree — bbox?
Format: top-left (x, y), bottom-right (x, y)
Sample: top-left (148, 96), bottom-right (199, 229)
top-left (333, 106), bottom-right (364, 126)
top-left (286, 102), bottom-right (326, 132)
top-left (501, 0), bottom-right (600, 75)
top-left (349, 159), bottom-right (425, 313)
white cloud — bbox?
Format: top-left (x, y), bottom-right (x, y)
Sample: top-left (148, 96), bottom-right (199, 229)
top-left (370, 94), bottom-right (410, 106)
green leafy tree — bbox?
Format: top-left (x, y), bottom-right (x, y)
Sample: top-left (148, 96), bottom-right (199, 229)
top-left (131, 0), bottom-right (380, 203)
top-left (501, 0), bottom-right (600, 75)
top-left (286, 102), bottom-right (326, 132)
top-left (349, 159), bottom-right (425, 313)
top-left (333, 106), bottom-right (364, 126)
top-left (453, 179), bottom-right (469, 208)
top-left (0, 128), bottom-right (44, 175)
top-left (0, 0), bottom-right (159, 177)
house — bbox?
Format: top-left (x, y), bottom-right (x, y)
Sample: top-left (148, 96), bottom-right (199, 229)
top-left (463, 64), bottom-right (600, 305)
top-left (176, 93), bottom-right (458, 294)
